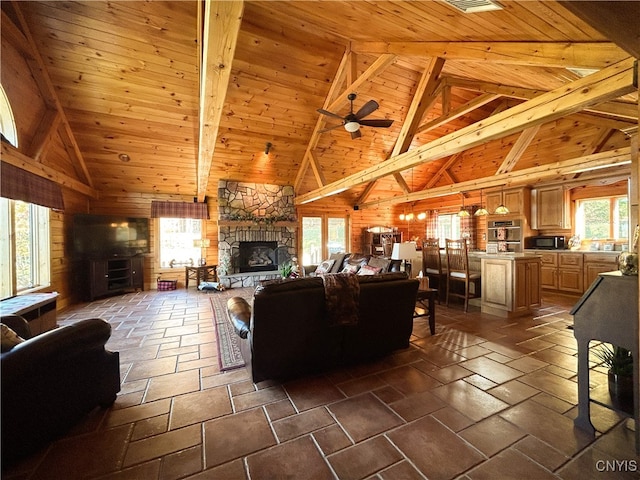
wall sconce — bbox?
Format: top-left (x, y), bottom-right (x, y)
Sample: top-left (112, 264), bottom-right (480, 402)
top-left (264, 142), bottom-right (272, 155)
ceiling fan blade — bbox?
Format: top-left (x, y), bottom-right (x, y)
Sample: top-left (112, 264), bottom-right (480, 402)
top-left (354, 100), bottom-right (379, 120)
top-left (350, 129), bottom-right (362, 139)
top-left (318, 124), bottom-right (343, 133)
top-left (359, 119), bottom-right (394, 128)
top-left (317, 108), bottom-right (344, 120)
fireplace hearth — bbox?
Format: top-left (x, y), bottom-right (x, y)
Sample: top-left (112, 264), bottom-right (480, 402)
top-left (239, 241), bottom-right (278, 273)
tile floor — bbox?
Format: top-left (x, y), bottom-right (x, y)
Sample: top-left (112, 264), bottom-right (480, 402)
top-left (3, 288), bottom-right (639, 479)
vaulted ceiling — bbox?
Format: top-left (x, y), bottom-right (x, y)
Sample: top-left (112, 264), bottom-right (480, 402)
top-left (2, 1), bottom-right (638, 210)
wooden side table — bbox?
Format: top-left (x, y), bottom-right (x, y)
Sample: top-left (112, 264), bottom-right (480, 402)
top-left (185, 265), bottom-right (218, 288)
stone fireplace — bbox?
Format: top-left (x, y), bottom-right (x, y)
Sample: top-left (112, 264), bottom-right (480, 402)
top-left (218, 180), bottom-right (297, 276)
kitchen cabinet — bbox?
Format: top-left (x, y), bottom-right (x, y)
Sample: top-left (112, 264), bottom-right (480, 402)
top-left (481, 254), bottom-right (541, 318)
top-left (583, 253), bottom-right (619, 289)
top-left (486, 187), bottom-right (530, 217)
top-left (531, 185), bottom-right (571, 229)
top-left (537, 251), bottom-right (583, 293)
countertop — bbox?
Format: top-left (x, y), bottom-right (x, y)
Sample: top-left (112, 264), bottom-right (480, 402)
top-left (469, 252), bottom-right (541, 260)
top-left (523, 249), bottom-right (622, 255)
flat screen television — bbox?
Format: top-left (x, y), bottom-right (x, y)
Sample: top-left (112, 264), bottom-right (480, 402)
top-left (73, 214), bottom-right (150, 257)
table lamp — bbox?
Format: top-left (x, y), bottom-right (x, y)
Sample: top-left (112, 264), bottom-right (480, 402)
top-left (392, 242), bottom-right (416, 276)
top-left (193, 238), bottom-right (210, 266)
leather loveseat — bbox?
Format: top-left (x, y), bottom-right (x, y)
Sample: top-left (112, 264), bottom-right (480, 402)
top-left (1, 315), bottom-right (120, 465)
top-left (305, 253), bottom-right (402, 276)
top-left (227, 272), bottom-right (419, 383)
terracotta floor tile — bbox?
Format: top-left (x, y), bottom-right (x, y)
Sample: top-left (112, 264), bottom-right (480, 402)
top-left (329, 393), bottom-right (404, 442)
top-left (467, 448), bottom-right (558, 479)
top-left (126, 356), bottom-right (178, 382)
top-left (389, 389), bottom-right (447, 422)
top-left (376, 365), bottom-right (442, 395)
top-left (464, 373), bottom-right (498, 391)
top-left (132, 414), bottom-right (169, 441)
top-left (170, 386), bottom-right (232, 429)
top-left (488, 379), bottom-right (540, 405)
top-left (159, 445), bottom-right (202, 480)
top-left (313, 424), bottom-right (353, 455)
top-left (144, 369), bottom-right (201, 402)
top-left (246, 436), bottom-right (333, 480)
top-left (272, 406), bottom-right (335, 442)
top-left (506, 355), bottom-right (549, 373)
top-left (337, 374), bottom-right (388, 397)
top-left (123, 424), bottom-right (201, 467)
top-left (285, 376), bottom-right (346, 411)
top-left (432, 379), bottom-right (509, 422)
top-left (191, 459), bottom-right (247, 480)
top-left (519, 370), bottom-right (579, 405)
top-left (106, 398), bottom-right (172, 427)
top-left (232, 385), bottom-right (287, 411)
top-left (388, 416), bottom-right (485, 480)
top-left (428, 364), bottom-right (473, 384)
top-left (30, 425), bottom-right (132, 479)
top-left (379, 460), bottom-right (425, 480)
top-left (459, 416), bottom-right (526, 456)
top-left (431, 406), bottom-right (476, 432)
top-left (459, 356), bottom-right (523, 384)
top-left (498, 399), bottom-right (593, 456)
top-left (328, 435), bottom-right (404, 480)
top-left (203, 408), bottom-right (276, 468)
top-left (265, 398), bottom-right (297, 421)
top-left (513, 436), bottom-right (570, 472)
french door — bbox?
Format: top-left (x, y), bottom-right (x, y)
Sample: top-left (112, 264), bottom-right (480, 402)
top-left (300, 216), bottom-right (348, 266)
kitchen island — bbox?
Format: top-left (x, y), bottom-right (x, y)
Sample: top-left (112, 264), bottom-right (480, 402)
top-left (478, 252), bottom-right (542, 318)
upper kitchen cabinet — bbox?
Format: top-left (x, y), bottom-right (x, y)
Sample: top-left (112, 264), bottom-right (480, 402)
top-left (485, 187), bottom-right (531, 219)
top-left (531, 185), bottom-right (571, 230)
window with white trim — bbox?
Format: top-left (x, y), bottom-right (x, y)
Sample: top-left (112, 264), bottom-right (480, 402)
top-left (158, 218), bottom-right (202, 268)
top-left (575, 196), bottom-right (628, 241)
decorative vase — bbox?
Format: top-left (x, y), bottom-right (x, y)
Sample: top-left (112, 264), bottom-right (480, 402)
top-left (608, 371), bottom-right (634, 405)
top-left (618, 252), bottom-right (638, 275)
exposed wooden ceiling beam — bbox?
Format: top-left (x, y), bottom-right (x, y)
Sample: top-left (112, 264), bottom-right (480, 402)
top-left (496, 126), bottom-right (540, 175)
top-left (445, 76), bottom-right (638, 121)
top-left (358, 147), bottom-right (631, 209)
top-left (558, 1), bottom-right (640, 59)
top-left (350, 41), bottom-right (628, 69)
top-left (197, 0), bottom-right (244, 202)
top-left (2, 144), bottom-right (99, 198)
top-left (11, 2), bottom-right (93, 187)
top-left (358, 57), bottom-right (446, 203)
top-left (416, 93), bottom-right (501, 134)
top-left (296, 58), bottom-right (638, 205)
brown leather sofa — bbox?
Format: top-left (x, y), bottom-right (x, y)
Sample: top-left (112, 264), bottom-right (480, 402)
top-left (227, 272), bottom-right (419, 383)
top-left (1, 315), bottom-right (120, 465)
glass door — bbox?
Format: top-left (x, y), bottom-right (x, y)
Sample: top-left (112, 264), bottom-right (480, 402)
top-left (301, 215), bottom-right (348, 266)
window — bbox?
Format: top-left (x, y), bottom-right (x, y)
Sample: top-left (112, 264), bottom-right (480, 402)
top-left (0, 198), bottom-right (50, 299)
top-left (0, 84), bottom-right (18, 147)
top-left (301, 215), bottom-right (348, 266)
top-left (575, 196), bottom-right (628, 240)
top-left (436, 214), bottom-right (461, 247)
top-left (158, 218), bottom-right (202, 268)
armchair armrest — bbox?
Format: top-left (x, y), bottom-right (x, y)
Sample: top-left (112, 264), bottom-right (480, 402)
top-left (1, 318), bottom-right (113, 380)
top-left (1, 314), bottom-right (32, 339)
top-left (227, 297), bottom-right (251, 339)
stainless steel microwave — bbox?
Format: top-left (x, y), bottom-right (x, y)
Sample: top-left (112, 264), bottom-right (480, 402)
top-left (525, 235), bottom-right (565, 250)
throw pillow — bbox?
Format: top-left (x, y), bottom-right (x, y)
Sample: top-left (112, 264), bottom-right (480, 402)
top-left (341, 263), bottom-right (360, 274)
top-left (357, 264), bottom-right (382, 275)
top-left (367, 256), bottom-right (390, 272)
top-left (314, 259), bottom-right (335, 275)
top-left (1, 323), bottom-right (25, 352)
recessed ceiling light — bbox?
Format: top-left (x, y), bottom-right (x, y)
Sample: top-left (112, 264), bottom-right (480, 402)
top-left (118, 153), bottom-right (130, 162)
top-left (444, 0), bottom-right (503, 13)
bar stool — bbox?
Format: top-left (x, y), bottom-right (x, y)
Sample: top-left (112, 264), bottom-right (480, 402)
top-left (445, 238), bottom-right (481, 312)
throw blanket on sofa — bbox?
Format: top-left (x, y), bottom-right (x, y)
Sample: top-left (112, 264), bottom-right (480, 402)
top-left (321, 273), bottom-right (360, 327)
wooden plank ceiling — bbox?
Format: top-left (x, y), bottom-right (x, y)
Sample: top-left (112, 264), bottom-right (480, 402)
top-left (4, 0), bottom-right (638, 209)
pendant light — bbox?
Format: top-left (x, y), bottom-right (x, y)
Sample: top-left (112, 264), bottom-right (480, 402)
top-left (458, 193), bottom-right (470, 217)
top-left (494, 186), bottom-right (510, 215)
top-left (474, 190), bottom-right (489, 216)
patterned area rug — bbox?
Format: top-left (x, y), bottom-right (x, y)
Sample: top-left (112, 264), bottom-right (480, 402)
top-left (209, 288), bottom-right (253, 372)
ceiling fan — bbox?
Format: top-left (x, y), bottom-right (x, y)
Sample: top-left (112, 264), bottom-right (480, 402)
top-left (317, 93), bottom-right (394, 139)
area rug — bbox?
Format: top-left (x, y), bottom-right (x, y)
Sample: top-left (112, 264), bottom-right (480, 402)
top-left (209, 288), bottom-right (253, 372)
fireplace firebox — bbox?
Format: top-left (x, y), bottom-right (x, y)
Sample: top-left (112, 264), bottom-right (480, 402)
top-left (239, 241), bottom-right (278, 273)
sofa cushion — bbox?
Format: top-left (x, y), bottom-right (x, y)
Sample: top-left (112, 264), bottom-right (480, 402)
top-left (367, 256), bottom-right (390, 272)
top-left (256, 276), bottom-right (323, 295)
top-left (357, 264), bottom-right (382, 275)
top-left (314, 259), bottom-right (335, 275)
top-left (341, 263), bottom-right (360, 274)
top-left (1, 324), bottom-right (25, 353)
top-left (357, 271), bottom-right (408, 283)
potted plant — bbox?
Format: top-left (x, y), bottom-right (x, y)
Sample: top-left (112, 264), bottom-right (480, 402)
top-left (279, 261), bottom-right (293, 279)
top-left (593, 343), bottom-right (634, 402)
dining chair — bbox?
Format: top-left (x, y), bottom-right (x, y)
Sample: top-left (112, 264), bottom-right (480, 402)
top-left (445, 238), bottom-right (481, 312)
top-left (422, 238), bottom-right (446, 304)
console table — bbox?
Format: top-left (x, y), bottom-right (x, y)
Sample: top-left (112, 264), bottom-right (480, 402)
top-left (0, 292), bottom-right (58, 335)
top-left (185, 265), bottom-right (218, 288)
top-left (570, 272), bottom-right (639, 453)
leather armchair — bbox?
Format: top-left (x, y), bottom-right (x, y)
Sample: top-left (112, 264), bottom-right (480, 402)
top-left (1, 316), bottom-right (120, 465)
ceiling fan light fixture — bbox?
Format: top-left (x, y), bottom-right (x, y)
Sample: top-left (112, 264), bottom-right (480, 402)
top-left (344, 121), bottom-right (360, 133)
